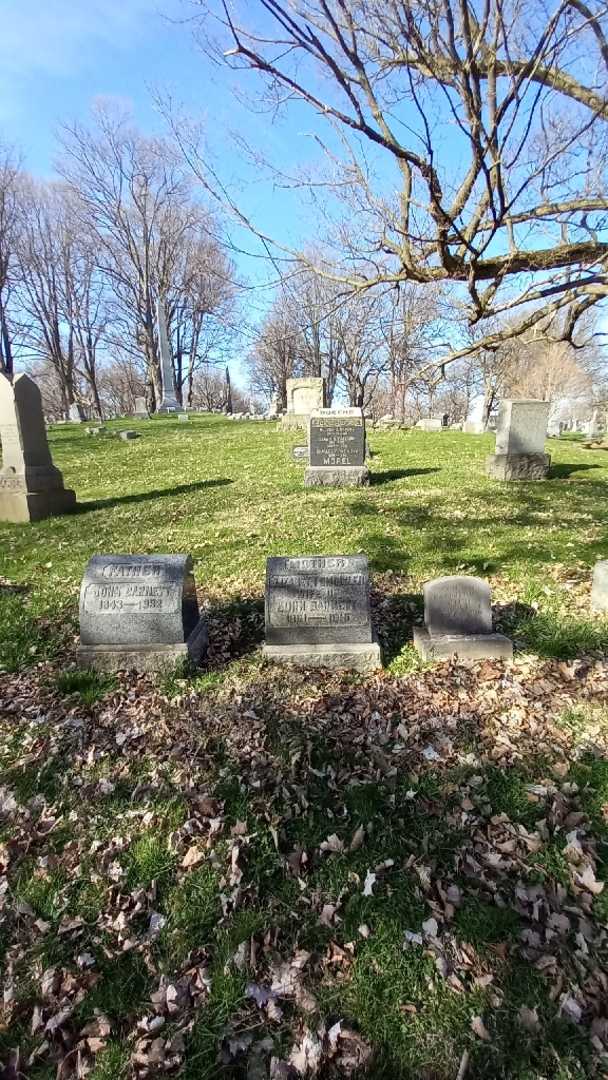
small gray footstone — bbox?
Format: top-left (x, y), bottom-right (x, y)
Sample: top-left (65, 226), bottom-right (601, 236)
top-left (591, 560), bottom-right (608, 612)
top-left (486, 453), bottom-right (551, 480)
top-left (413, 627), bottom-right (513, 661)
top-left (304, 466), bottom-right (369, 487)
top-left (262, 639), bottom-right (382, 673)
top-left (292, 445), bottom-right (308, 461)
top-left (119, 430), bottom-right (140, 441)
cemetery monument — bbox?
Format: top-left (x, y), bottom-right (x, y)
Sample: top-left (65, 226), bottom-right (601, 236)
top-left (281, 377), bottom-right (325, 430)
top-left (156, 297), bottom-right (181, 414)
top-left (305, 407), bottom-right (369, 486)
top-left (0, 372), bottom-right (76, 523)
top-left (486, 399), bottom-right (551, 480)
top-left (591, 560), bottom-right (608, 612)
top-left (263, 554), bottom-right (381, 671)
top-left (413, 575), bottom-right (513, 660)
top-left (77, 554), bottom-right (207, 672)
top-left (69, 402), bottom-right (87, 422)
top-left (133, 396), bottom-right (149, 419)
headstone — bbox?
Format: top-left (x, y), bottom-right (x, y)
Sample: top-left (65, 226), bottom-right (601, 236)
top-left (133, 396), bottom-right (149, 419)
top-left (587, 407), bottom-right (605, 440)
top-left (69, 402), bottom-right (87, 423)
top-left (292, 445), bottom-right (308, 461)
top-left (464, 393), bottom-right (485, 434)
top-left (86, 426), bottom-right (107, 437)
top-left (0, 373), bottom-right (76, 523)
top-left (263, 554), bottom-right (381, 672)
top-left (591, 561), bottom-right (608, 612)
top-left (281, 377), bottom-right (325, 430)
top-left (178, 413), bottom-right (189, 422)
top-left (486, 400), bottom-right (551, 480)
top-left (415, 418), bottom-right (442, 432)
top-left (156, 297), bottom-right (181, 414)
top-left (305, 407), bottom-right (369, 487)
top-left (119, 430), bottom-right (140, 441)
top-left (413, 576), bottom-right (513, 660)
top-left (77, 554), bottom-right (207, 672)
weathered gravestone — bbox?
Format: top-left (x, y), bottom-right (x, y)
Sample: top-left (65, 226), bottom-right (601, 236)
top-left (119, 430), bottom-right (139, 441)
top-left (415, 417), bottom-right (442, 432)
top-left (78, 554), bottom-right (207, 672)
top-left (156, 298), bottom-right (181, 414)
top-left (263, 554), bottom-right (381, 671)
top-left (0, 373), bottom-right (76, 523)
top-left (133, 396), bottom-right (149, 419)
top-left (178, 413), bottom-right (189, 422)
top-left (292, 445), bottom-right (308, 461)
top-left (69, 402), bottom-right (87, 422)
top-left (591, 560), bottom-right (608, 613)
top-left (281, 377), bottom-right (325, 430)
top-left (305, 407), bottom-right (369, 487)
top-left (486, 400), bottom-right (551, 480)
top-left (413, 576), bottom-right (513, 660)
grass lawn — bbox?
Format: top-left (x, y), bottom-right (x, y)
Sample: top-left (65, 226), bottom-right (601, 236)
top-left (1, 415), bottom-right (608, 1078)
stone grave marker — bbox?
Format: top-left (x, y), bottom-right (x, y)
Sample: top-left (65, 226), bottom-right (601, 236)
top-left (263, 554), bottom-right (381, 671)
top-left (305, 407), bottom-right (369, 486)
top-left (78, 554), bottom-right (207, 672)
top-left (156, 297), bottom-right (181, 414)
top-left (133, 396), bottom-right (149, 419)
top-left (413, 576), bottom-right (513, 660)
top-left (281, 377), bottom-right (325, 430)
top-left (0, 373), bottom-right (76, 523)
top-left (591, 560), bottom-right (608, 612)
top-left (69, 402), bottom-right (87, 422)
top-left (486, 400), bottom-right (551, 479)
top-left (119, 430), bottom-right (139, 441)
top-left (292, 445), bottom-right (308, 461)
top-left (415, 417), bottom-right (442, 432)
top-left (178, 413), bottom-right (189, 422)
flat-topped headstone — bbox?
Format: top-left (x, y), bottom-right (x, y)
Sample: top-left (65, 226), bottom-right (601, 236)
top-left (281, 377), bottom-right (325, 430)
top-left (486, 400), bottom-right (551, 479)
top-left (262, 554), bottom-right (381, 671)
top-left (413, 576), bottom-right (512, 660)
top-left (77, 554), bottom-right (207, 672)
top-left (119, 430), bottom-right (139, 441)
top-left (0, 373), bottom-right (76, 523)
top-left (178, 413), bottom-right (189, 422)
top-left (133, 396), bottom-right (149, 419)
top-left (415, 418), bottom-right (442, 432)
top-left (305, 407), bottom-right (369, 486)
top-left (591, 560), bottom-right (608, 613)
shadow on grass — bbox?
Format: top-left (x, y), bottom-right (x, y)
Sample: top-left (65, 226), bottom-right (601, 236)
top-left (371, 467), bottom-right (440, 485)
top-left (76, 477), bottom-right (233, 513)
top-left (549, 462), bottom-right (603, 479)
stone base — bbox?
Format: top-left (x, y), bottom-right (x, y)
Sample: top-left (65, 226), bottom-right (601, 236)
top-left (262, 639), bottom-right (382, 673)
top-left (413, 627), bottom-right (513, 661)
top-left (77, 619), bottom-right (208, 674)
top-left (486, 453), bottom-right (550, 480)
top-left (304, 466), bottom-right (369, 487)
top-left (0, 488), bottom-right (77, 524)
top-left (281, 414), bottom-right (310, 431)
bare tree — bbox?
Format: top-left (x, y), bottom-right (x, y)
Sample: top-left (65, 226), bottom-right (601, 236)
top-left (0, 142), bottom-right (22, 378)
top-left (247, 293), bottom-right (300, 407)
top-left (196, 0), bottom-right (608, 370)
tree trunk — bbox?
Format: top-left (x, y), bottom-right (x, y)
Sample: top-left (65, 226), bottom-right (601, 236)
top-left (0, 296), bottom-right (13, 378)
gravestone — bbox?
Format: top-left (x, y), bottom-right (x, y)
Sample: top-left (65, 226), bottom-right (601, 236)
top-left (0, 373), bottom-right (76, 523)
top-left (77, 554), bottom-right (207, 672)
top-left (178, 413), bottom-right (189, 422)
top-left (413, 576), bottom-right (513, 660)
top-left (305, 407), bottom-right (369, 486)
top-left (263, 554), bottom-right (381, 672)
top-left (133, 396), bottom-right (149, 419)
top-left (292, 445), bottom-right (308, 461)
top-left (587, 407), bottom-right (605, 440)
top-left (86, 426), bottom-right (107, 437)
top-left (156, 297), bottom-right (181, 414)
top-left (281, 377), bottom-right (325, 430)
top-left (591, 560), bottom-right (608, 612)
top-left (119, 430), bottom-right (139, 441)
top-left (463, 393), bottom-right (485, 434)
top-left (69, 402), bottom-right (87, 422)
top-left (486, 400), bottom-right (551, 480)
top-left (415, 418), bottom-right (442, 432)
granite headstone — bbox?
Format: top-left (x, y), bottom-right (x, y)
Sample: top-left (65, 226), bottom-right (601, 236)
top-left (413, 575), bottom-right (513, 660)
top-left (281, 377), bottom-right (325, 430)
top-left (305, 407), bottom-right (368, 486)
top-left (0, 373), bottom-right (76, 523)
top-left (486, 400), bottom-right (551, 479)
top-left (263, 554), bottom-right (381, 671)
top-left (591, 560), bottom-right (608, 613)
top-left (77, 554), bottom-right (207, 672)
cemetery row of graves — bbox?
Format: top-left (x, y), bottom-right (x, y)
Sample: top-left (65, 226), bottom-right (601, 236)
top-left (2, 365), bottom-right (608, 1077)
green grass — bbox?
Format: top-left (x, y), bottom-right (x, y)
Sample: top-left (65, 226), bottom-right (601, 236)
top-left (1, 416), bottom-right (608, 667)
top-left (2, 416), bottom-right (608, 1078)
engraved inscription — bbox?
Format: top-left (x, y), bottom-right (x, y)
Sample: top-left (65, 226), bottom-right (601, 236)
top-left (83, 582), bottom-right (178, 615)
top-left (310, 417), bottom-right (364, 468)
top-left (100, 561), bottom-right (164, 581)
top-left (268, 571), bottom-right (367, 629)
